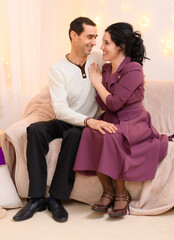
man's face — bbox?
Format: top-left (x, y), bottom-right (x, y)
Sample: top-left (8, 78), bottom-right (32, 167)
top-left (76, 24), bottom-right (98, 56)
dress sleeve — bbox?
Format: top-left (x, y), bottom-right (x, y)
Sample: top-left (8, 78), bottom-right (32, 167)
top-left (49, 67), bottom-right (87, 126)
top-left (95, 63), bottom-right (109, 111)
top-left (106, 63), bottom-right (144, 112)
top-left (95, 93), bottom-right (106, 110)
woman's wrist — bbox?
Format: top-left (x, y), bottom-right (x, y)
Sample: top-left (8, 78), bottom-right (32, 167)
top-left (93, 81), bottom-right (103, 89)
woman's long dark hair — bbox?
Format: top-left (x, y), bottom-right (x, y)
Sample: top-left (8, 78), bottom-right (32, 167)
top-left (105, 22), bottom-right (149, 66)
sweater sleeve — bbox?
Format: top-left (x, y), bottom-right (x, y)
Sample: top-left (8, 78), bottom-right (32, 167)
top-left (106, 63), bottom-right (144, 112)
top-left (49, 68), bottom-right (87, 126)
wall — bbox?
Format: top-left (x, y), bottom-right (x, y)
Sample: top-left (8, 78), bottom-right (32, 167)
top-left (71, 0), bottom-right (174, 80)
top-left (0, 0), bottom-right (174, 129)
top-left (20, 0), bottom-right (173, 81)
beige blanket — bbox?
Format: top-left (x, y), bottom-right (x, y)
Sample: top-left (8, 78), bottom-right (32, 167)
top-left (1, 86), bottom-right (56, 196)
top-left (0, 207), bottom-right (7, 219)
top-left (2, 82), bottom-right (174, 215)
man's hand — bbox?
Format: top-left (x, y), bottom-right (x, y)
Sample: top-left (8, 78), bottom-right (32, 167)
top-left (86, 118), bottom-right (117, 135)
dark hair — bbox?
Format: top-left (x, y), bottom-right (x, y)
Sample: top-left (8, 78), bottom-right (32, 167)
top-left (69, 17), bottom-right (96, 41)
top-left (105, 22), bottom-right (149, 66)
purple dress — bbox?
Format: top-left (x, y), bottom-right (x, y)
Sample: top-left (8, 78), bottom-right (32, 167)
top-left (74, 57), bottom-right (168, 181)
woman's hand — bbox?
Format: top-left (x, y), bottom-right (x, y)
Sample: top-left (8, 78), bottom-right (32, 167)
top-left (88, 63), bottom-right (110, 105)
top-left (88, 63), bottom-right (102, 88)
top-left (86, 118), bottom-right (117, 135)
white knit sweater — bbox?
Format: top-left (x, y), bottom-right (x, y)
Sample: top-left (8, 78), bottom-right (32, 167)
top-left (49, 52), bottom-right (103, 126)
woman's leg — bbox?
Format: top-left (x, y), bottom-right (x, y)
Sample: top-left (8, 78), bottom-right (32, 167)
top-left (91, 172), bottom-right (114, 213)
top-left (96, 172), bottom-right (114, 205)
top-left (108, 179), bottom-right (131, 217)
top-left (113, 180), bottom-right (128, 209)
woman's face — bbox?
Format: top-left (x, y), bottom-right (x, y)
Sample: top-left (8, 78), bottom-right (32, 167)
top-left (100, 31), bottom-right (121, 62)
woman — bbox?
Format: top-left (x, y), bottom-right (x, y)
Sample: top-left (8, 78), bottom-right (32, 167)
top-left (73, 22), bottom-right (168, 218)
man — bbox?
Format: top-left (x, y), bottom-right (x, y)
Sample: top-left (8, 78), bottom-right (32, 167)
top-left (13, 17), bottom-right (114, 223)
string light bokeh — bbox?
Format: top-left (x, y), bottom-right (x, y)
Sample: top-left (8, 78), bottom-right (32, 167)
top-left (0, 0), bottom-right (174, 129)
top-left (91, 0), bottom-right (174, 56)
top-left (161, 32), bottom-right (174, 55)
top-left (0, 0), bottom-right (174, 85)
top-left (138, 16), bottom-right (150, 29)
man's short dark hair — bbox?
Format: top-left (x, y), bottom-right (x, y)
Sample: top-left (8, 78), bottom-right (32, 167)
top-left (69, 17), bottom-right (96, 41)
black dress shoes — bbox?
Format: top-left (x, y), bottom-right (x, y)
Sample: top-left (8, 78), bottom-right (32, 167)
top-left (13, 197), bottom-right (68, 223)
top-left (47, 197), bottom-right (68, 223)
top-left (13, 198), bottom-right (47, 221)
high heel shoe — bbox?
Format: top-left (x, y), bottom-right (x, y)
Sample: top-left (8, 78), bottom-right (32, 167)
top-left (108, 193), bottom-right (131, 218)
top-left (91, 192), bottom-right (114, 213)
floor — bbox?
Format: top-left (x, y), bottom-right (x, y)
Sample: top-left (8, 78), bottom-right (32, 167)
top-left (1, 200), bottom-right (174, 240)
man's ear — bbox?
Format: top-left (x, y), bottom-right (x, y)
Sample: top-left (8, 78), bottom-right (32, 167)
top-left (70, 31), bottom-right (78, 41)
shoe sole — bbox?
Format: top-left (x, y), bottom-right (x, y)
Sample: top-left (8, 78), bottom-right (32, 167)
top-left (48, 206), bottom-right (68, 223)
top-left (91, 207), bottom-right (107, 213)
top-left (13, 205), bottom-right (47, 221)
top-left (109, 213), bottom-right (126, 218)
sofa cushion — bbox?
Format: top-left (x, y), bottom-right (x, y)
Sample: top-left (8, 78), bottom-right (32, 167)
top-left (0, 165), bottom-right (22, 208)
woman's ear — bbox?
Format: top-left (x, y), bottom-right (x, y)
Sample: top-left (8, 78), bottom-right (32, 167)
top-left (119, 44), bottom-right (125, 51)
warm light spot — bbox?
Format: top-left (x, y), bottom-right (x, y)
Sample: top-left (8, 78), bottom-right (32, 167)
top-left (0, 55), bottom-right (11, 83)
top-left (0, 56), bottom-right (8, 64)
top-left (138, 16), bottom-right (150, 29)
top-left (94, 15), bottom-right (101, 27)
top-left (170, 0), bottom-right (174, 6)
top-left (120, 3), bottom-right (129, 11)
top-left (161, 32), bottom-right (174, 55)
top-left (81, 11), bottom-right (86, 17)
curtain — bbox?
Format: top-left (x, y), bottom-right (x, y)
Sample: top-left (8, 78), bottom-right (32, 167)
top-left (0, 0), bottom-right (83, 129)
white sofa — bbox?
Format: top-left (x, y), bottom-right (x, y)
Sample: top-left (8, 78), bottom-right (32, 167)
top-left (2, 80), bottom-right (174, 215)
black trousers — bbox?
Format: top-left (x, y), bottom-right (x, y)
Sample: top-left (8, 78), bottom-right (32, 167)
top-left (26, 119), bottom-right (83, 201)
